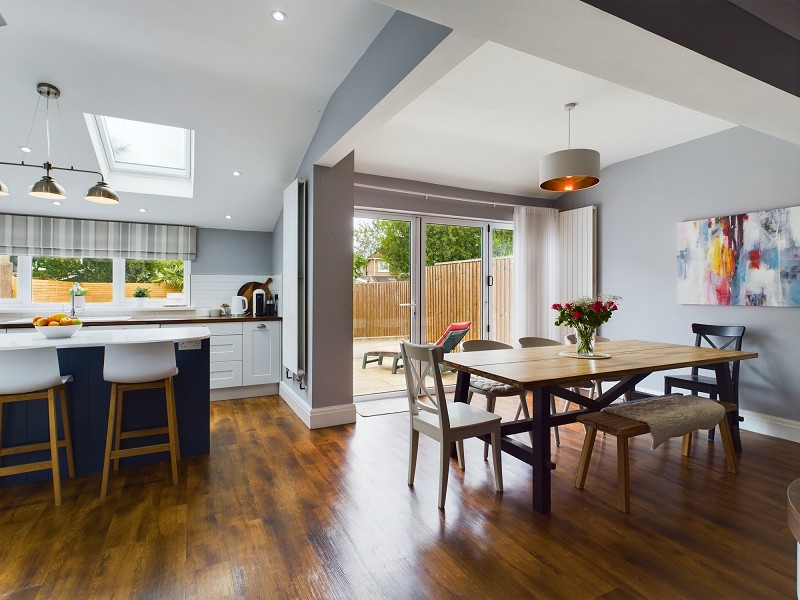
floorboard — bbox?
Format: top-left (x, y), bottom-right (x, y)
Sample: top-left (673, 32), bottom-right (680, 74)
top-left (0, 395), bottom-right (796, 598)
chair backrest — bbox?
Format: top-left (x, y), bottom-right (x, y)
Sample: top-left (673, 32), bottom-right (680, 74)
top-left (564, 334), bottom-right (610, 344)
top-left (0, 347), bottom-right (63, 395)
top-left (401, 341), bottom-right (450, 430)
top-left (434, 321), bottom-right (471, 353)
top-left (103, 341), bottom-right (178, 384)
top-left (691, 323), bottom-right (746, 383)
top-left (518, 336), bottom-right (561, 348)
top-left (462, 339), bottom-right (511, 352)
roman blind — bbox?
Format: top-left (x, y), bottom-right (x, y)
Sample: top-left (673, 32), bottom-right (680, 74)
top-left (0, 214), bottom-right (196, 260)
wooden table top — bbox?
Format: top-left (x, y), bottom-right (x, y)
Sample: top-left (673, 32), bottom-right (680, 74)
top-left (442, 339), bottom-right (758, 389)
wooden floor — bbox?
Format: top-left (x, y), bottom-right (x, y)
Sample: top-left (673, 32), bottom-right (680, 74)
top-left (0, 395), bottom-right (797, 599)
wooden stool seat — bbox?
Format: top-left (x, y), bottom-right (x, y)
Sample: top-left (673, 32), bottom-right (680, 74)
top-left (101, 342), bottom-right (180, 498)
top-left (0, 348), bottom-right (74, 506)
top-left (575, 399), bottom-right (738, 513)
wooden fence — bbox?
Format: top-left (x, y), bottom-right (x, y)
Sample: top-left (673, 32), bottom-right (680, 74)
top-left (4, 278), bottom-right (178, 303)
top-left (353, 257), bottom-right (512, 344)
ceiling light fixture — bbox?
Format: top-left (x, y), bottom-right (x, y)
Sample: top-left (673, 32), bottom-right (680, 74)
top-left (271, 10), bottom-right (287, 21)
top-left (225, 215), bottom-right (232, 220)
top-left (232, 171), bottom-right (241, 177)
top-left (539, 102), bottom-right (600, 193)
top-left (139, 208), bottom-right (147, 213)
top-left (51, 201), bottom-right (61, 206)
top-left (0, 83), bottom-right (120, 204)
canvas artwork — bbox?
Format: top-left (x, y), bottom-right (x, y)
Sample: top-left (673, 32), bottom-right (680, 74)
top-left (676, 205), bottom-right (800, 306)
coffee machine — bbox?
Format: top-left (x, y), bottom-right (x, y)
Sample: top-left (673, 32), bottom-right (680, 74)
top-left (253, 289), bottom-right (267, 316)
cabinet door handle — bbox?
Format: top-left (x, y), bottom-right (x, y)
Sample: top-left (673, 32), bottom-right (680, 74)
top-left (257, 323), bottom-right (266, 329)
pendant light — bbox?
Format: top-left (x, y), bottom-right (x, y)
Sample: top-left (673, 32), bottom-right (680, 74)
top-left (539, 102), bottom-right (600, 193)
top-left (0, 83), bottom-right (120, 204)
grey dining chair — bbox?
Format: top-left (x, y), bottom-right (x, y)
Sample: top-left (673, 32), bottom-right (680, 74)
top-left (462, 339), bottom-right (540, 451)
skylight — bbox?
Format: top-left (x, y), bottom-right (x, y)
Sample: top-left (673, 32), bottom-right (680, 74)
top-left (85, 114), bottom-right (195, 198)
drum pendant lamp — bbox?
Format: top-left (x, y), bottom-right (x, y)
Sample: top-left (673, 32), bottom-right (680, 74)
top-left (539, 103), bottom-right (600, 193)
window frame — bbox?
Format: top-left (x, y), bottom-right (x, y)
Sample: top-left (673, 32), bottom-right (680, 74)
top-left (0, 257), bottom-right (191, 308)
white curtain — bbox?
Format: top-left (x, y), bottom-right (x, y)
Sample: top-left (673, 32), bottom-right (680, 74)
top-left (512, 206), bottom-right (560, 344)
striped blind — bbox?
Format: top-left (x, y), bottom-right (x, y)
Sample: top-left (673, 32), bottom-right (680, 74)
top-left (0, 214), bottom-right (196, 260)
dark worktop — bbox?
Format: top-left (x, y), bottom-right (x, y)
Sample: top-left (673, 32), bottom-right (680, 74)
top-left (2, 315), bottom-right (282, 329)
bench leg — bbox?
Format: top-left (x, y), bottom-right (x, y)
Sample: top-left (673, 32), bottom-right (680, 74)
top-left (391, 354), bottom-right (402, 374)
top-left (575, 425), bottom-right (598, 489)
top-left (682, 431), bottom-right (692, 457)
top-left (617, 435), bottom-right (631, 513)
top-left (718, 415), bottom-right (738, 474)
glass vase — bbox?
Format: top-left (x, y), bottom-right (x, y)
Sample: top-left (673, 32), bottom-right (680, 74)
top-left (574, 324), bottom-right (596, 355)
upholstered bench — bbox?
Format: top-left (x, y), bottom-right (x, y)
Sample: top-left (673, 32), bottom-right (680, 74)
top-left (575, 395), bottom-right (738, 513)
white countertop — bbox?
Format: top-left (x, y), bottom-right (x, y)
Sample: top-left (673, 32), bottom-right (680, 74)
top-left (0, 326), bottom-right (210, 350)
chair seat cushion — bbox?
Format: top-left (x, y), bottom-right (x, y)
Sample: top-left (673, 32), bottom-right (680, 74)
top-left (469, 376), bottom-right (519, 395)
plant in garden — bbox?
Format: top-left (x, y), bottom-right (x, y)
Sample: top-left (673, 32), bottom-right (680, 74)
top-left (133, 287), bottom-right (151, 298)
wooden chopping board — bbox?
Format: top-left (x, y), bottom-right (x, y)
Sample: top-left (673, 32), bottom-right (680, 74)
top-left (236, 279), bottom-right (273, 308)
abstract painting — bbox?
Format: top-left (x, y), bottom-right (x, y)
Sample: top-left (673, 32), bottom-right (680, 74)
top-left (676, 206), bottom-right (800, 306)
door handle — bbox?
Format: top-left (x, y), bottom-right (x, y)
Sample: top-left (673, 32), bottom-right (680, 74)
top-left (257, 323), bottom-right (266, 329)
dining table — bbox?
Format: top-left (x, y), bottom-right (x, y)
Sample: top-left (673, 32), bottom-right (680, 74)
top-left (442, 339), bottom-right (758, 513)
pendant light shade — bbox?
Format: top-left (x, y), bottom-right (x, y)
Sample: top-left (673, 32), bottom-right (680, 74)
top-left (29, 175), bottom-right (67, 199)
top-left (539, 148), bottom-right (600, 192)
top-left (539, 102), bottom-right (600, 193)
top-left (0, 83), bottom-right (120, 205)
top-left (85, 181), bottom-right (120, 204)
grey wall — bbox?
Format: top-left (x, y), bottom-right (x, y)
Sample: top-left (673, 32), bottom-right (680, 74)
top-left (560, 126), bottom-right (800, 421)
top-left (285, 12), bottom-right (452, 408)
top-left (192, 227), bottom-right (273, 275)
top-left (271, 211), bottom-right (283, 278)
top-left (307, 155), bottom-right (356, 409)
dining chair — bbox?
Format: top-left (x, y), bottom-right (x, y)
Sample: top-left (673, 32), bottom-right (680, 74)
top-left (401, 341), bottom-right (502, 509)
top-left (664, 323), bottom-right (746, 441)
top-left (516, 336), bottom-right (585, 446)
top-left (461, 339), bottom-right (540, 450)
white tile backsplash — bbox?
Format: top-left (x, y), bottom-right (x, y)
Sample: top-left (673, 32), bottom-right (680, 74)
top-left (190, 274), bottom-right (280, 311)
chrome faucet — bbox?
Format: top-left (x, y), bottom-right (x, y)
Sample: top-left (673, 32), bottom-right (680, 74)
top-left (69, 282), bottom-right (80, 317)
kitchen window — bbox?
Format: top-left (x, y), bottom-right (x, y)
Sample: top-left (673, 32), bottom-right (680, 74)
top-left (0, 256), bottom-right (190, 307)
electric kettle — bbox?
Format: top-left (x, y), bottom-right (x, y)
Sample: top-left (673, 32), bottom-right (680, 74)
top-left (231, 295), bottom-right (248, 315)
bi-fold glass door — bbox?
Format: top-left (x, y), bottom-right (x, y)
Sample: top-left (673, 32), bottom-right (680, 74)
top-left (353, 211), bottom-right (512, 400)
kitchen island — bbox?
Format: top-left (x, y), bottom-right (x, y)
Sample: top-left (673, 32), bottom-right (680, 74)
top-left (0, 327), bottom-right (210, 486)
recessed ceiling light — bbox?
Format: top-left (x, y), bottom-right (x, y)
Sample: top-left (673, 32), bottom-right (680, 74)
top-left (225, 215), bottom-right (232, 220)
top-left (271, 10), bottom-right (287, 21)
top-left (19, 145), bottom-right (32, 153)
top-left (139, 208), bottom-right (147, 213)
top-left (233, 171), bottom-right (241, 177)
top-left (51, 200), bottom-right (61, 206)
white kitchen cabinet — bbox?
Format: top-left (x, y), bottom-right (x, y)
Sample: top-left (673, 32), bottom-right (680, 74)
top-left (210, 360), bottom-right (243, 389)
top-left (210, 334), bottom-right (243, 362)
top-left (242, 321), bottom-right (281, 386)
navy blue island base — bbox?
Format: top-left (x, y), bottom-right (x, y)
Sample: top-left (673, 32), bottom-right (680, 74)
top-left (1, 338), bottom-right (210, 487)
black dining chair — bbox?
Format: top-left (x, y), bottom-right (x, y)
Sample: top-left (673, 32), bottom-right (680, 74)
top-left (664, 323), bottom-right (746, 440)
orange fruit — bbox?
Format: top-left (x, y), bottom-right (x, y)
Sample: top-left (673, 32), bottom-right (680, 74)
top-left (59, 317), bottom-right (72, 325)
top-left (32, 315), bottom-right (45, 324)
top-left (48, 321), bottom-right (60, 327)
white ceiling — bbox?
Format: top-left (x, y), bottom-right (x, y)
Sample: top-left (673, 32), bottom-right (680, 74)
top-left (0, 0), bottom-right (393, 231)
top-left (354, 41), bottom-right (736, 198)
top-left (1, 1), bottom-right (797, 231)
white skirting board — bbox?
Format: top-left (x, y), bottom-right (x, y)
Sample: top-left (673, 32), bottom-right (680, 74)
top-left (279, 382), bottom-right (356, 429)
top-left (637, 385), bottom-right (800, 443)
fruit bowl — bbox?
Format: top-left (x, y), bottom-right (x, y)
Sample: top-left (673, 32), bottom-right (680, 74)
top-left (35, 324), bottom-right (82, 339)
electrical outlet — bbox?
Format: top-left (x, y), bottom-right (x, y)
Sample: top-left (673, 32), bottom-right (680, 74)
top-left (178, 340), bottom-right (201, 351)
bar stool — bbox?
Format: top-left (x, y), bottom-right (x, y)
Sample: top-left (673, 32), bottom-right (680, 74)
top-left (100, 341), bottom-right (179, 498)
top-left (0, 347), bottom-right (74, 506)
